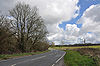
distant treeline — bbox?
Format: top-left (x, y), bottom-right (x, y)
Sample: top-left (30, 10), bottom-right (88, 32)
top-left (54, 43), bottom-right (100, 47)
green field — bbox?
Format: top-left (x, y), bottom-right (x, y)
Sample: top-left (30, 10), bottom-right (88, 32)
top-left (51, 45), bottom-right (100, 50)
top-left (0, 50), bottom-right (49, 60)
top-left (64, 50), bottom-right (97, 66)
top-left (50, 45), bottom-right (100, 66)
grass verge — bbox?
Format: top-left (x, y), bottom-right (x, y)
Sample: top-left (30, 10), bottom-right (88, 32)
top-left (0, 50), bottom-right (49, 60)
top-left (64, 50), bottom-right (97, 66)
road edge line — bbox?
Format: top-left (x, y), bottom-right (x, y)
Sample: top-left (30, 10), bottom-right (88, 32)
top-left (55, 52), bottom-right (66, 63)
top-left (52, 64), bottom-right (55, 66)
top-left (51, 51), bottom-right (66, 66)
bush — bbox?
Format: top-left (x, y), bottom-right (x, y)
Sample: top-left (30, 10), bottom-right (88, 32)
top-left (64, 50), bottom-right (97, 66)
top-left (0, 28), bottom-right (17, 54)
top-left (33, 41), bottom-right (49, 51)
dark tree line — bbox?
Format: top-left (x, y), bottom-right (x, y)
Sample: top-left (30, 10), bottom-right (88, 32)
top-left (0, 3), bottom-right (49, 54)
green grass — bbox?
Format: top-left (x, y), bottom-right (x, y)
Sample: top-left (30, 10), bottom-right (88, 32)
top-left (64, 50), bottom-right (97, 66)
top-left (51, 45), bottom-right (100, 50)
top-left (0, 50), bottom-right (49, 60)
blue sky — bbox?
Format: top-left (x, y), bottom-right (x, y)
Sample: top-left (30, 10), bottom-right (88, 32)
top-left (59, 0), bottom-right (100, 30)
top-left (1, 0), bottom-right (100, 44)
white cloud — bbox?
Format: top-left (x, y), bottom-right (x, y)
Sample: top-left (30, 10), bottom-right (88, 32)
top-left (47, 24), bottom-right (80, 45)
top-left (23, 0), bottom-right (80, 44)
top-left (50, 4), bottom-right (100, 44)
top-left (66, 24), bottom-right (80, 36)
top-left (65, 24), bottom-right (80, 44)
top-left (22, 0), bottom-right (80, 34)
top-left (0, 0), bottom-right (80, 44)
top-left (78, 4), bottom-right (100, 43)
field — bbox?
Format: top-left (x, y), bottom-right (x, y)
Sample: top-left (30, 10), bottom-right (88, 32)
top-left (64, 50), bottom-right (96, 66)
top-left (51, 45), bottom-right (100, 50)
top-left (51, 45), bottom-right (100, 66)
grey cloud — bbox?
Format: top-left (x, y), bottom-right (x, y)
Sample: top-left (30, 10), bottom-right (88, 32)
top-left (84, 5), bottom-right (100, 22)
top-left (78, 4), bottom-right (100, 43)
top-left (0, 0), bottom-right (16, 15)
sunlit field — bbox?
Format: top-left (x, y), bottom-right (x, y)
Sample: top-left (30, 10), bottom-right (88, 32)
top-left (51, 45), bottom-right (100, 50)
top-left (51, 45), bottom-right (100, 66)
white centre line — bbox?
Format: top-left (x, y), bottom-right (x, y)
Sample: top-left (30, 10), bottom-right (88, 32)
top-left (11, 64), bottom-right (16, 66)
top-left (0, 60), bottom-right (7, 62)
top-left (32, 56), bottom-right (46, 61)
top-left (11, 55), bottom-right (46, 66)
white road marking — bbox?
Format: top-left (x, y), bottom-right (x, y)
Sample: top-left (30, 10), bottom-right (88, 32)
top-left (49, 53), bottom-right (54, 56)
top-left (11, 55), bottom-right (46, 66)
top-left (51, 52), bottom-right (66, 66)
top-left (52, 64), bottom-right (55, 66)
top-left (1, 50), bottom-right (66, 66)
top-left (0, 60), bottom-right (7, 62)
top-left (55, 52), bottom-right (66, 63)
top-left (32, 56), bottom-right (46, 60)
top-left (11, 64), bottom-right (16, 66)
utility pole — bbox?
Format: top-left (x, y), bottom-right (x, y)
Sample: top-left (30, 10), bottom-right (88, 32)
top-left (83, 39), bottom-right (86, 44)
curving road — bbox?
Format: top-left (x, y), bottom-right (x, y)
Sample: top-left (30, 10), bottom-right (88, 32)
top-left (0, 50), bottom-right (66, 66)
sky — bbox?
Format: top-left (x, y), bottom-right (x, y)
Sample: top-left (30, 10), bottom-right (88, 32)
top-left (0, 0), bottom-right (100, 45)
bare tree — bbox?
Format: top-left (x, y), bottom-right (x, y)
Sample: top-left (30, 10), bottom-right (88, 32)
top-left (0, 16), bottom-right (17, 54)
top-left (9, 3), bottom-right (48, 52)
top-left (0, 16), bottom-right (15, 41)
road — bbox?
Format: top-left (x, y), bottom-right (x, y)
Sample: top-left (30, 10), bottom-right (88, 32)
top-left (0, 50), bottom-right (66, 66)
